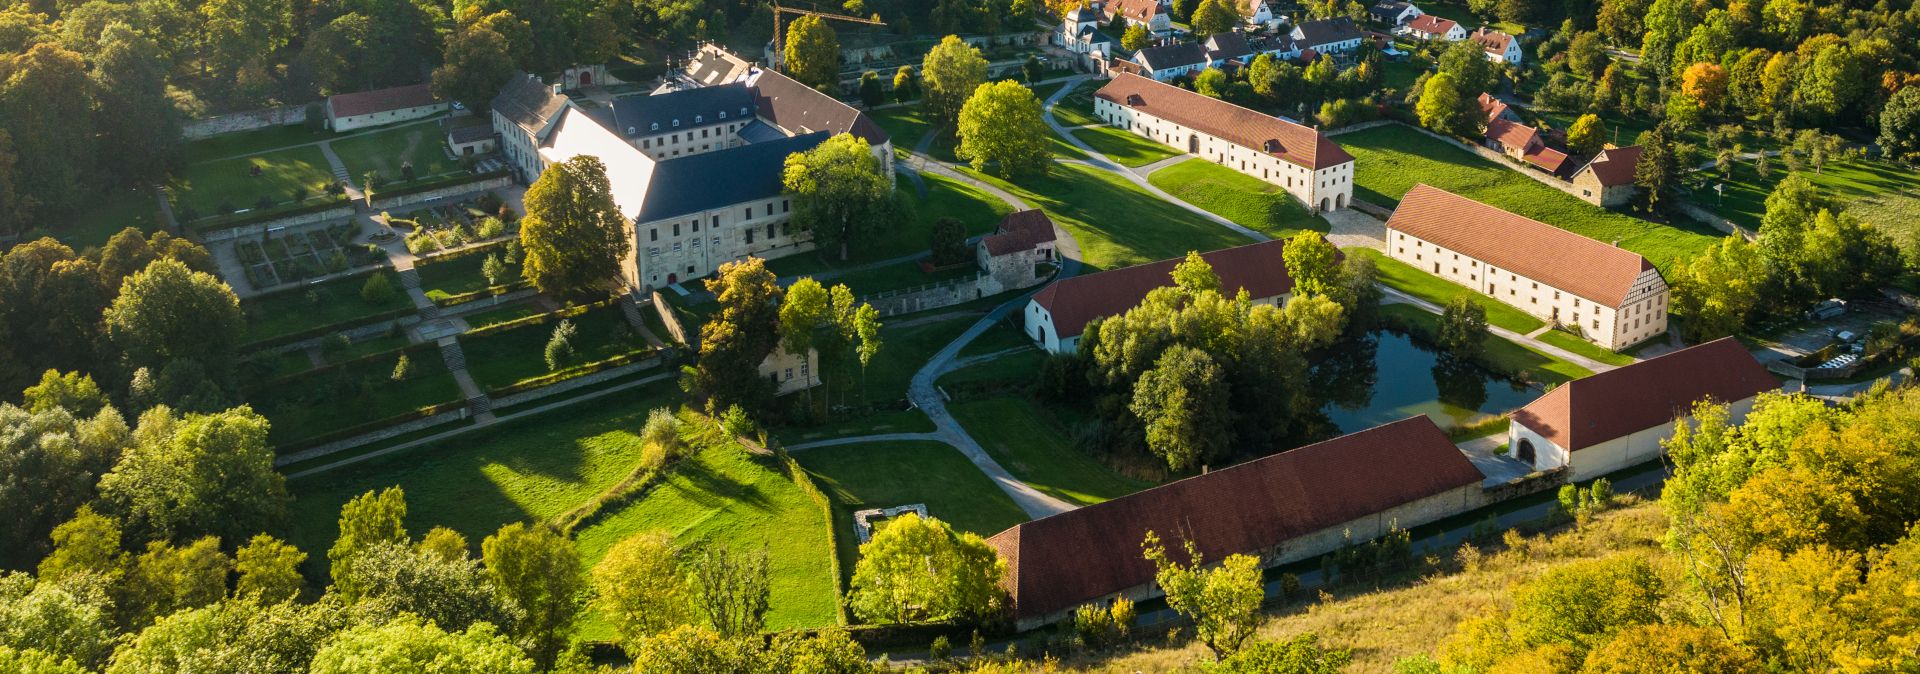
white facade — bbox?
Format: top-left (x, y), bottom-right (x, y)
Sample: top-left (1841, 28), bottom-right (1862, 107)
top-left (1510, 395), bottom-right (1759, 482)
top-left (1093, 98), bottom-right (1355, 213)
top-left (1242, 0), bottom-right (1278, 27)
top-left (331, 102), bottom-right (447, 132)
top-left (626, 196), bottom-right (811, 289)
top-left (1384, 229), bottom-right (1669, 349)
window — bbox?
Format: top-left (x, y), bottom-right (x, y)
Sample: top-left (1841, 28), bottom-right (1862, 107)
top-left (1554, 291), bottom-right (1561, 300)
top-left (710, 216), bottom-right (718, 229)
top-left (672, 119), bottom-right (681, 127)
top-left (649, 228), bottom-right (658, 242)
top-left (743, 208), bottom-right (751, 219)
top-left (740, 106), bottom-right (750, 116)
top-left (711, 236), bottom-right (719, 246)
top-left (695, 115), bottom-right (703, 123)
top-left (719, 110), bottom-right (727, 119)
top-left (701, 128), bottom-right (708, 138)
top-left (671, 223), bottom-right (680, 236)
top-left (1593, 319), bottom-right (1600, 330)
top-left (782, 200), bottom-right (790, 213)
top-left (648, 247), bottom-right (659, 257)
top-left (692, 238), bottom-right (701, 248)
top-left (766, 224), bottom-right (775, 239)
top-left (745, 230), bottom-right (754, 244)
top-left (692, 219), bottom-right (700, 232)
top-left (1573, 298), bottom-right (1580, 308)
top-left (687, 265), bottom-right (695, 274)
top-left (765, 204), bottom-right (772, 217)
top-left (672, 242), bottom-right (682, 252)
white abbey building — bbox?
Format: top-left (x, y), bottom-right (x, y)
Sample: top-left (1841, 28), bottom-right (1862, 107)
top-left (1092, 73), bottom-right (1355, 213)
top-left (1384, 184), bottom-right (1669, 350)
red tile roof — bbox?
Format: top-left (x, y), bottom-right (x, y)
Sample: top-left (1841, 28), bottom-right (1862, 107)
top-left (1094, 73), bottom-right (1354, 169)
top-left (1478, 92), bottom-right (1512, 122)
top-left (1524, 144), bottom-right (1569, 173)
top-left (1471, 27), bottom-right (1514, 55)
top-left (1404, 14), bottom-right (1458, 36)
top-left (1105, 0), bottom-right (1160, 22)
top-left (1576, 146), bottom-right (1642, 187)
top-left (987, 416), bottom-right (1482, 622)
top-left (329, 83), bottom-right (440, 118)
top-left (1511, 337), bottom-right (1776, 451)
top-left (982, 210), bottom-right (1058, 256)
top-left (1485, 117), bottom-right (1538, 151)
top-left (1385, 185), bottom-right (1655, 308)
top-left (1031, 239), bottom-right (1297, 340)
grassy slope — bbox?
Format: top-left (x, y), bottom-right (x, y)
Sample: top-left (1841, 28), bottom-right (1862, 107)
top-left (242, 270), bottom-right (413, 342)
top-left (1537, 329), bottom-right (1637, 366)
top-left (949, 397), bottom-right (1152, 507)
top-left (1702, 160), bottom-right (1920, 251)
top-left (1380, 303), bottom-right (1591, 384)
top-left (58, 187), bottom-right (165, 249)
top-left (182, 125), bottom-right (334, 163)
top-left (332, 124), bottom-right (464, 183)
top-left (169, 145), bottom-right (337, 214)
top-left (1339, 124), bottom-right (1718, 273)
top-left (796, 440), bottom-right (1030, 539)
top-left (1071, 125), bottom-right (1182, 168)
top-left (963, 162), bottom-right (1254, 272)
top-left (1147, 158), bottom-right (1331, 240)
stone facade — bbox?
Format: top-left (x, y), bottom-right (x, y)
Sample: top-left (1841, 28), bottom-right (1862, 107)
top-left (627, 195), bottom-right (812, 289)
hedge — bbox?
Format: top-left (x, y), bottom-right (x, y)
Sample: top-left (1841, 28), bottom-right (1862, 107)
top-left (413, 238), bottom-right (512, 265)
top-left (483, 350), bottom-right (658, 396)
top-left (189, 197), bottom-right (353, 234)
top-left (437, 280), bottom-right (533, 307)
top-left (238, 307), bottom-right (414, 352)
top-left (462, 296), bottom-right (622, 338)
top-left (272, 399), bottom-right (468, 456)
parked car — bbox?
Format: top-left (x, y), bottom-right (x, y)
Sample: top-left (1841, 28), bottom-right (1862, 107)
top-left (1808, 298), bottom-right (1847, 321)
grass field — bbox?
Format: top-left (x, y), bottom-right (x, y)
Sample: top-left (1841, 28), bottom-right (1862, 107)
top-left (861, 315), bottom-right (979, 403)
top-left (1338, 124), bottom-right (1719, 272)
top-left (169, 145), bottom-right (338, 216)
top-left (950, 397), bottom-right (1152, 507)
top-left (796, 440), bottom-right (1030, 538)
top-left (765, 171), bottom-right (1013, 281)
top-left (1696, 160), bottom-right (1920, 252)
top-left (1147, 158), bottom-right (1330, 240)
top-left (871, 106), bottom-right (932, 158)
top-left (242, 270), bottom-right (413, 343)
top-left (774, 408), bottom-right (936, 446)
top-left (459, 301), bottom-right (544, 330)
top-left (332, 124), bottom-right (465, 186)
top-left (55, 187), bottom-right (165, 249)
top-left (1379, 303), bottom-right (1591, 384)
top-left (1350, 248), bottom-right (1545, 333)
top-left (1051, 79), bottom-right (1104, 128)
top-left (250, 344), bottom-right (463, 447)
top-left (460, 305), bottom-right (650, 391)
top-left (416, 250), bottom-right (518, 302)
top-left (182, 124), bottom-right (334, 164)
top-left (963, 162), bottom-right (1253, 271)
top-left (1537, 328), bottom-right (1637, 366)
top-left (1071, 125), bottom-right (1182, 168)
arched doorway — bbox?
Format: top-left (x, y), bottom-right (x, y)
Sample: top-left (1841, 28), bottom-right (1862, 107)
top-left (1516, 438), bottom-right (1536, 466)
top-left (578, 71), bottom-right (593, 87)
top-left (667, 272), bottom-right (678, 285)
top-left (1335, 193), bottom-right (1346, 209)
top-left (1320, 197), bottom-right (1330, 212)
top-left (1188, 134), bottom-right (1199, 154)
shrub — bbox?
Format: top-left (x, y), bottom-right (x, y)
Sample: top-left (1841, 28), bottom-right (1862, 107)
top-left (391, 354), bottom-right (414, 381)
top-left (475, 216), bottom-right (506, 239)
top-left (544, 319), bottom-right (577, 370)
top-left (291, 186), bottom-right (310, 203)
top-left (325, 250), bottom-right (349, 272)
top-left (360, 273), bottom-right (396, 305)
top-left (718, 405), bottom-right (755, 439)
top-left (1072, 595), bottom-right (1136, 650)
top-left (481, 253), bottom-right (508, 286)
top-left (639, 407), bottom-right (684, 462)
top-left (928, 636), bottom-right (952, 661)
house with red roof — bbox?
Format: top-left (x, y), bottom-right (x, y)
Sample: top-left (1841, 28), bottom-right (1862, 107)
top-left (1384, 185), bottom-right (1670, 349)
top-left (1398, 14), bottom-right (1465, 41)
top-left (1570, 145), bottom-right (1643, 207)
top-left (1093, 73), bottom-right (1356, 213)
top-left (1470, 26), bottom-right (1523, 64)
top-left (1102, 0), bottom-right (1171, 35)
top-left (1508, 337), bottom-right (1777, 480)
top-left (1484, 116), bottom-right (1570, 175)
top-left (1024, 240), bottom-right (1295, 354)
top-left (327, 83), bottom-right (447, 132)
top-left (986, 416), bottom-right (1487, 629)
top-left (977, 210), bottom-right (1059, 290)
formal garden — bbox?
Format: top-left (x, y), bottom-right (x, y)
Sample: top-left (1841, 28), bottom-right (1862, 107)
top-left (232, 220), bottom-right (385, 288)
top-left (458, 303), bottom-right (655, 394)
top-left (248, 342), bottom-right (464, 448)
top-left (392, 192), bottom-right (517, 254)
top-left (239, 268), bottom-right (414, 345)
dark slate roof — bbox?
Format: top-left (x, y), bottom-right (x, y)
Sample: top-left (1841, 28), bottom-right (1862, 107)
top-left (448, 124), bottom-right (493, 144)
top-left (736, 119), bottom-right (789, 143)
top-left (1205, 32), bottom-right (1254, 61)
top-left (749, 70), bottom-right (890, 146)
top-left (632, 132), bottom-right (829, 223)
top-left (1294, 18), bottom-right (1363, 46)
top-left (491, 72), bottom-right (568, 133)
top-left (1369, 0), bottom-right (1414, 22)
top-left (611, 82), bottom-right (756, 139)
top-left (1135, 42), bottom-right (1210, 71)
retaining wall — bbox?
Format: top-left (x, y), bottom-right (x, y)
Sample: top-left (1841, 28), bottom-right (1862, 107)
top-left (862, 273), bottom-right (1006, 317)
top-left (370, 175), bottom-right (514, 210)
top-left (274, 407), bottom-right (469, 466)
top-left (196, 206), bottom-right (357, 243)
top-left (491, 357), bottom-right (663, 408)
top-left (181, 104), bottom-right (315, 140)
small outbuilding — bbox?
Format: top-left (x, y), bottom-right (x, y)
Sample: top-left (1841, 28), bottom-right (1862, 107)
top-left (327, 83), bottom-right (447, 132)
top-left (447, 123), bottom-right (496, 156)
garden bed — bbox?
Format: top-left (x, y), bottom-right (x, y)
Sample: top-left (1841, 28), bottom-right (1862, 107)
top-left (248, 343), bottom-right (462, 447)
top-left (460, 304), bottom-right (651, 392)
top-left (240, 269), bottom-right (414, 345)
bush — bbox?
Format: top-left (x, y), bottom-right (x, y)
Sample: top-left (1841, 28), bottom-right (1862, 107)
top-left (391, 354), bottom-right (414, 381)
top-left (719, 404), bottom-right (755, 439)
top-left (1072, 596), bottom-right (1136, 650)
top-left (475, 216), bottom-right (506, 239)
top-left (325, 250), bottom-right (349, 272)
top-left (544, 319), bottom-right (577, 370)
top-left (360, 273), bottom-right (396, 305)
top-left (639, 407), bottom-right (684, 462)
top-left (928, 636), bottom-right (952, 661)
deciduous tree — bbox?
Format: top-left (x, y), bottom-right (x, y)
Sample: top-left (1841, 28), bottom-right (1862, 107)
top-left (432, 25), bottom-right (516, 110)
top-left (1437, 297), bottom-right (1488, 358)
top-left (1416, 73), bottom-right (1473, 137)
top-left (956, 80), bottom-right (1051, 177)
top-left (1191, 0), bottom-right (1238, 36)
top-left (1877, 85), bottom-right (1920, 165)
top-left (1143, 531), bottom-right (1264, 658)
top-left (0, 44), bottom-right (95, 222)
top-left (783, 134), bottom-right (893, 260)
top-left (519, 155), bottom-right (630, 296)
top-left (96, 406), bottom-right (287, 544)
top-left (1130, 345), bottom-right (1235, 471)
top-left (686, 543), bottom-right (770, 636)
top-left (307, 615), bottom-right (533, 674)
top-left (1669, 235), bottom-right (1764, 341)
top-left (784, 15), bottom-right (840, 91)
top-left (922, 35), bottom-right (988, 131)
top-left (235, 535), bottom-right (306, 603)
top-left (481, 523), bottom-right (581, 667)
top-left (1281, 231), bottom-right (1340, 297)
top-left (1121, 23), bottom-right (1150, 51)
top-left (1566, 113), bottom-right (1605, 156)
top-left (104, 258), bottom-right (243, 374)
top-left (691, 259), bottom-right (783, 412)
top-left (592, 532), bottom-right (693, 653)
top-left (848, 513), bottom-right (1005, 624)
top-left (90, 24), bottom-right (175, 186)
top-left (327, 487), bottom-right (407, 592)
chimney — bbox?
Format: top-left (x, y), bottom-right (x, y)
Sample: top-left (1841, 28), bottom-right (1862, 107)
top-left (552, 83), bottom-right (562, 95)
top-left (1612, 239), bottom-right (1620, 247)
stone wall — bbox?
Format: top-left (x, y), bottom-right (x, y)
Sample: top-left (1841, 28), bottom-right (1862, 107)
top-left (369, 175), bottom-right (514, 210)
top-left (197, 206), bottom-right (357, 243)
top-left (1675, 200), bottom-right (1753, 239)
top-left (650, 291), bottom-right (694, 346)
top-left (491, 357), bottom-right (663, 408)
top-left (862, 273), bottom-right (1006, 317)
top-left (181, 104), bottom-right (316, 140)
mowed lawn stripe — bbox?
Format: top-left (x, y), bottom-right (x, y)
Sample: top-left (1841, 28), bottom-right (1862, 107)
top-left (1148, 158), bottom-right (1330, 240)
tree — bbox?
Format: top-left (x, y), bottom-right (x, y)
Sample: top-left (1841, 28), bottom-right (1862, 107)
top-left (1507, 554), bottom-right (1663, 656)
top-left (0, 44), bottom-right (94, 222)
top-left (848, 513), bottom-right (1006, 624)
top-left (686, 543), bottom-right (771, 636)
top-left (36, 506), bottom-right (127, 583)
top-left (922, 35), bottom-right (989, 131)
top-left (928, 218), bottom-right (969, 266)
top-left (1172, 250), bottom-right (1220, 295)
top-left (857, 70), bottom-right (884, 107)
top-left (1416, 73), bottom-right (1474, 137)
top-left (1580, 624), bottom-right (1759, 674)
top-left (1566, 114), bottom-right (1605, 156)
top-left (1437, 39), bottom-right (1497, 96)
top-left (784, 16), bottom-right (840, 91)
top-left (104, 598), bottom-right (338, 674)
top-left (784, 134), bottom-right (893, 260)
top-left (1131, 345), bottom-right (1235, 472)
top-left (235, 535), bottom-right (306, 603)
top-left (1212, 634), bottom-right (1353, 674)
top-left (196, 0), bottom-right (291, 78)
top-left (21, 370), bottom-right (104, 417)
top-left (1143, 531), bottom-right (1264, 658)
top-left (519, 155), bottom-right (630, 296)
top-left (956, 80), bottom-right (1051, 177)
top-left (1797, 43), bottom-right (1863, 121)
top-left (627, 625), bottom-right (758, 674)
top-left (432, 25), bottom-right (515, 110)
top-left (96, 406), bottom-right (288, 544)
top-left (1633, 126), bottom-right (1678, 211)
top-left (1022, 55), bottom-right (1044, 83)
top-left (0, 573), bottom-right (123, 669)
top-left (1681, 62), bottom-right (1728, 113)
top-left (482, 522), bottom-right (582, 667)
top-left (1121, 23), bottom-right (1150, 50)
top-left (328, 487), bottom-right (408, 592)
top-left (360, 272), bottom-right (394, 304)
top-left (1877, 85), bottom-right (1920, 165)
top-left (0, 400), bottom-right (125, 570)
top-left (1669, 235), bottom-right (1764, 341)
top-left (1191, 0), bottom-right (1239, 36)
top-left (1437, 297), bottom-right (1488, 358)
top-left (104, 258), bottom-right (243, 374)
top-left (1196, 67), bottom-right (1229, 98)
top-left (334, 541), bottom-right (506, 632)
top-left (1281, 232), bottom-right (1340, 297)
top-left (481, 253), bottom-right (507, 287)
top-left (308, 616), bottom-right (534, 674)
top-left (1567, 31), bottom-right (1608, 80)
top-left (0, 646), bottom-right (88, 674)
top-left (121, 536), bottom-right (233, 628)
top-left (691, 259), bottom-right (782, 412)
top-left (543, 319), bottom-right (576, 370)
top-left (592, 532), bottom-right (693, 653)
top-left (90, 25), bottom-right (175, 186)
top-left (891, 65), bottom-right (917, 104)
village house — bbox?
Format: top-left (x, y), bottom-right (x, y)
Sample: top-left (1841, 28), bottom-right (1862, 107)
top-left (987, 416), bottom-right (1487, 630)
top-left (326, 83), bottom-right (447, 132)
top-left (1024, 239), bottom-right (1295, 354)
top-left (1093, 73), bottom-right (1356, 213)
top-left (1058, 6), bottom-right (1117, 72)
top-left (1239, 0), bottom-right (1280, 28)
top-left (1398, 14), bottom-right (1465, 41)
top-left (1368, 0), bottom-right (1423, 26)
top-left (1569, 145), bottom-right (1643, 207)
top-left (1127, 33), bottom-right (1259, 80)
top-left (1103, 0), bottom-right (1172, 35)
top-left (1290, 18), bottom-right (1366, 55)
top-left (978, 210), bottom-right (1060, 290)
top-left (1470, 26), bottom-right (1524, 64)
top-left (1485, 116), bottom-right (1569, 175)
top-left (758, 346), bottom-right (823, 396)
top-left (1509, 337), bottom-right (1777, 480)
top-left (446, 123), bottom-right (496, 156)
top-left (1384, 184), bottom-right (1669, 350)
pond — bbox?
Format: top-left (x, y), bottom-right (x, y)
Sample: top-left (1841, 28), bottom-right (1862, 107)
top-left (1312, 329), bottom-right (1543, 433)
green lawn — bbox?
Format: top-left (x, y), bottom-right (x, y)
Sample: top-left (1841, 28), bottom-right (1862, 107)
top-left (796, 440), bottom-right (1030, 539)
top-left (416, 251), bottom-right (519, 302)
top-left (249, 344), bottom-right (462, 447)
top-left (1537, 328), bottom-right (1638, 366)
top-left (54, 187), bottom-right (165, 249)
top-left (1695, 160), bottom-right (1920, 253)
top-left (1379, 59), bottom-right (1431, 93)
top-left (1379, 303), bottom-right (1592, 384)
top-left (242, 270), bottom-right (413, 343)
top-left (1071, 125), bottom-right (1182, 168)
top-left (871, 105), bottom-right (933, 158)
top-left (1050, 80), bottom-right (1105, 128)
top-left (331, 124), bottom-right (465, 186)
top-left (950, 397), bottom-right (1152, 507)
top-left (818, 257), bottom-right (980, 296)
top-left (460, 305), bottom-right (650, 391)
top-left (860, 315), bottom-right (980, 403)
top-left (182, 124), bottom-right (334, 164)
top-left (1339, 124), bottom-right (1719, 272)
top-left (1147, 158), bottom-right (1331, 240)
top-left (765, 170), bottom-right (1013, 281)
top-left (962, 162), bottom-right (1254, 271)
top-left (773, 408), bottom-right (936, 446)
top-left (169, 145), bottom-right (338, 217)
top-left (459, 301), bottom-right (544, 330)
top-left (1350, 248), bottom-right (1545, 333)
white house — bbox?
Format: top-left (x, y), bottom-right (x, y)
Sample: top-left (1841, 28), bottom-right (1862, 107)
top-left (1239, 0), bottom-right (1280, 27)
top-left (1384, 184), bottom-right (1669, 350)
top-left (1093, 73), bottom-right (1356, 213)
top-left (1130, 42), bottom-right (1213, 80)
top-left (327, 83), bottom-right (447, 132)
top-left (1398, 14), bottom-right (1465, 41)
top-left (1103, 0), bottom-right (1172, 35)
top-left (1290, 18), bottom-right (1365, 54)
top-left (1470, 27), bottom-right (1523, 64)
top-left (1059, 6), bottom-right (1117, 70)
top-left (1368, 0), bottom-right (1423, 25)
top-left (491, 73), bottom-right (573, 183)
top-left (1024, 239), bottom-right (1297, 354)
top-left (1508, 337), bottom-right (1778, 480)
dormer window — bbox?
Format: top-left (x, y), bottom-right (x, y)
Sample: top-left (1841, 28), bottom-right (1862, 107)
top-left (719, 110), bottom-right (727, 119)
top-left (672, 119), bottom-right (681, 127)
top-left (695, 114), bottom-right (703, 123)
top-left (740, 107), bottom-right (750, 116)
top-left (649, 122), bottom-right (659, 131)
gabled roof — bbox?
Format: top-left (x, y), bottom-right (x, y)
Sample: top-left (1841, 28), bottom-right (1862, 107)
top-left (686, 44), bottom-right (753, 86)
top-left (1068, 5), bottom-right (1100, 22)
top-left (1478, 92), bottom-right (1514, 122)
top-left (491, 73), bottom-right (569, 134)
top-left (1404, 14), bottom-right (1458, 36)
top-left (1094, 73), bottom-right (1354, 169)
top-left (1105, 0), bottom-right (1160, 22)
top-left (1293, 18), bottom-right (1363, 46)
top-left (1524, 144), bottom-right (1569, 173)
top-left (448, 124), bottom-right (493, 144)
top-left (1384, 185), bottom-right (1655, 307)
top-left (747, 69), bottom-right (889, 147)
top-left (1512, 338), bottom-right (1776, 451)
top-left (1369, 0), bottom-right (1416, 21)
top-left (538, 106), bottom-right (659, 220)
top-left (632, 131), bottom-right (829, 224)
top-left (1471, 27), bottom-right (1515, 54)
top-left (1240, 0), bottom-right (1268, 14)
top-left (1031, 239), bottom-right (1297, 340)
top-left (1575, 146), bottom-right (1642, 187)
top-left (1485, 117), bottom-right (1539, 150)
top-left (982, 210), bottom-right (1058, 256)
top-left (1204, 32), bottom-right (1254, 61)
top-left (1134, 42), bottom-right (1210, 71)
top-left (610, 82), bottom-right (755, 139)
top-left (330, 83), bottom-right (439, 118)
top-left (987, 416), bottom-right (1482, 622)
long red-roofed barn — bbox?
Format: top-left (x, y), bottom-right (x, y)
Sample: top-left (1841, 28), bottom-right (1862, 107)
top-left (1092, 73), bottom-right (1356, 213)
top-left (1508, 336), bottom-right (1778, 480)
top-left (1022, 240), bottom-right (1297, 354)
top-left (986, 416), bottom-right (1487, 630)
top-left (1384, 184), bottom-right (1670, 350)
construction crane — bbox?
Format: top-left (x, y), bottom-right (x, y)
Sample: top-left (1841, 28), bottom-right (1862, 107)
top-left (769, 2), bottom-right (886, 66)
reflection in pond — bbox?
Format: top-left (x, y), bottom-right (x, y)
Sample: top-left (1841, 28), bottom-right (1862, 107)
top-left (1312, 330), bottom-right (1541, 433)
